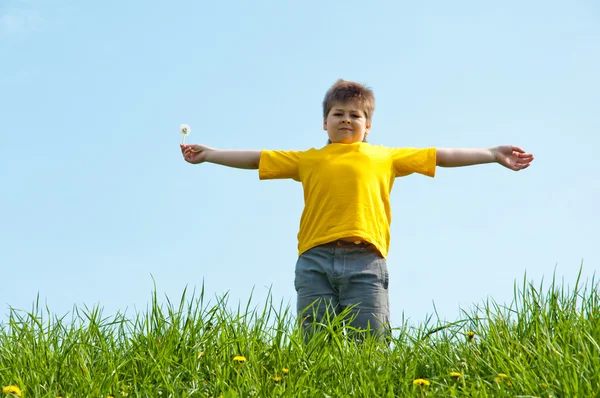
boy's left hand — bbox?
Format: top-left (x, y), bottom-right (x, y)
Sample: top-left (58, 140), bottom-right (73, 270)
top-left (494, 145), bottom-right (534, 171)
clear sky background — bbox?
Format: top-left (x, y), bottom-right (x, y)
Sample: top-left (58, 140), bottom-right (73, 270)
top-left (1, 0), bottom-right (598, 328)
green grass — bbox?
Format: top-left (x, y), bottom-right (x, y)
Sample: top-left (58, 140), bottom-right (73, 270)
top-left (1, 270), bottom-right (599, 397)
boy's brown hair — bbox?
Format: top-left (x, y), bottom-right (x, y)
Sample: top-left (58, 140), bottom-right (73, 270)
top-left (322, 79), bottom-right (375, 121)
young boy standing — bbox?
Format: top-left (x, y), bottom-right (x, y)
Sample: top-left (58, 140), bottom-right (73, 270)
top-left (180, 79), bottom-right (534, 340)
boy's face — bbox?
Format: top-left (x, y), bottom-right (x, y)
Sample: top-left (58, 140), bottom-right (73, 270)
top-left (323, 101), bottom-right (371, 144)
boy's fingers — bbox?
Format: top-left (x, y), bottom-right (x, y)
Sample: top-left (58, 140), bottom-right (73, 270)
top-left (514, 157), bottom-right (532, 164)
top-left (511, 145), bottom-right (525, 153)
top-left (514, 151), bottom-right (533, 158)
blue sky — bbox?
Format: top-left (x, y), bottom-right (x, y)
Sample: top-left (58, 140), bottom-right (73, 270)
top-left (1, 0), bottom-right (599, 327)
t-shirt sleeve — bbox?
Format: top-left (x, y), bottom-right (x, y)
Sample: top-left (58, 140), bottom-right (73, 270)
top-left (390, 147), bottom-right (436, 178)
top-left (258, 150), bottom-right (302, 181)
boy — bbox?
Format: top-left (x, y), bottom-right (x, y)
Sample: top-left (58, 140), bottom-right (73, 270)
top-left (180, 79), bottom-right (534, 340)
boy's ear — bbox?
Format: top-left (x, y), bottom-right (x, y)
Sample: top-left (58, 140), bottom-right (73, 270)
top-left (323, 119), bottom-right (328, 130)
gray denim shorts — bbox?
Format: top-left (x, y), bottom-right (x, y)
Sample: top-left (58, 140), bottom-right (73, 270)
top-left (294, 242), bottom-right (390, 339)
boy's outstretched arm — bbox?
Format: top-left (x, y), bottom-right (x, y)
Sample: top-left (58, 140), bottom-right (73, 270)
top-left (180, 144), bottom-right (261, 169)
top-left (436, 145), bottom-right (534, 171)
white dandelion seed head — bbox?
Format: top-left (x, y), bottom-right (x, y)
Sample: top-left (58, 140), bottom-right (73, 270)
top-left (180, 124), bottom-right (190, 135)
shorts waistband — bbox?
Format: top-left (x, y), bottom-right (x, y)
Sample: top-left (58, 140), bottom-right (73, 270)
top-left (320, 239), bottom-right (373, 248)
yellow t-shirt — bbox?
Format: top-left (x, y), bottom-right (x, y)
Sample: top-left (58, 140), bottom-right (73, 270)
top-left (259, 142), bottom-right (436, 258)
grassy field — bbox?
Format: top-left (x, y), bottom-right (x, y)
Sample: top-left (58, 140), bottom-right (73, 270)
top-left (1, 271), bottom-right (598, 398)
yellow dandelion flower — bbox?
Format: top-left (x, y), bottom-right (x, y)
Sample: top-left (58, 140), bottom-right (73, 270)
top-left (466, 331), bottom-right (475, 341)
top-left (2, 386), bottom-right (22, 397)
top-left (494, 373), bottom-right (512, 385)
top-left (412, 378), bottom-right (430, 387)
top-left (282, 368), bottom-right (289, 374)
top-left (274, 376), bottom-right (281, 382)
top-left (449, 371), bottom-right (462, 378)
top-left (233, 355), bottom-right (247, 362)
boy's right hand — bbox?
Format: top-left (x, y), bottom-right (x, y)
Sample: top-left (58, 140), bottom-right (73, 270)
top-left (181, 144), bottom-right (212, 164)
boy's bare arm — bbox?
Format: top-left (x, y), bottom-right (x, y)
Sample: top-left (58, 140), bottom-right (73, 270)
top-left (181, 144), bottom-right (261, 169)
top-left (436, 145), bottom-right (534, 171)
